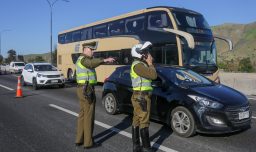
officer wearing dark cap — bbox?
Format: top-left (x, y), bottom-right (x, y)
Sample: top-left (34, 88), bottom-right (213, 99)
top-left (75, 42), bottom-right (115, 149)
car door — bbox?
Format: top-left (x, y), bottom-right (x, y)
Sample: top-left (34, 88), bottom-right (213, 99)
top-left (116, 68), bottom-right (133, 112)
top-left (150, 75), bottom-right (173, 122)
top-left (22, 64), bottom-right (29, 82)
top-left (26, 64), bottom-right (34, 83)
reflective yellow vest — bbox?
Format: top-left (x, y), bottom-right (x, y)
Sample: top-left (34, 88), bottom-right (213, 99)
top-left (130, 60), bottom-right (153, 91)
top-left (76, 56), bottom-right (97, 85)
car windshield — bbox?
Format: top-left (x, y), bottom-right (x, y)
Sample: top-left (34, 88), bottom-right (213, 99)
top-left (34, 65), bottom-right (57, 71)
top-left (15, 63), bottom-right (25, 66)
top-left (159, 68), bottom-right (213, 87)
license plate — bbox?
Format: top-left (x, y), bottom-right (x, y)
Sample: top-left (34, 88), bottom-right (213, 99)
top-left (51, 80), bottom-right (58, 83)
top-left (239, 111), bottom-right (249, 120)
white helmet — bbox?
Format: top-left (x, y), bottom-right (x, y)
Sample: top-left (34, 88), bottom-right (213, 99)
top-left (131, 41), bottom-right (152, 59)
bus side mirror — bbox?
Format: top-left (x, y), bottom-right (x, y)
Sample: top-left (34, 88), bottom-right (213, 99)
top-left (214, 35), bottom-right (233, 51)
top-left (148, 27), bottom-right (195, 49)
top-left (152, 81), bottom-right (162, 88)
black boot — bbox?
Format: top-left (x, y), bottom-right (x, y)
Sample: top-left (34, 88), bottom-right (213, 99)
top-left (140, 127), bottom-right (153, 152)
top-left (132, 126), bottom-right (141, 152)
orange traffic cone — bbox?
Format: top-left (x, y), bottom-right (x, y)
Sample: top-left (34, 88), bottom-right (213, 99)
top-left (16, 76), bottom-right (23, 98)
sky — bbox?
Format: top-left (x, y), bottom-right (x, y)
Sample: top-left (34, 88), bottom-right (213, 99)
top-left (0, 0), bottom-right (255, 58)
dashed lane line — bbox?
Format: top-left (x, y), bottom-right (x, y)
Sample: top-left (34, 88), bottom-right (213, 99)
top-left (49, 104), bottom-right (178, 152)
top-left (0, 84), bottom-right (14, 91)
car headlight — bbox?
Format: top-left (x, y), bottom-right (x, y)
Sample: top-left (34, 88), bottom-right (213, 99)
top-left (188, 95), bottom-right (223, 109)
top-left (37, 73), bottom-right (46, 77)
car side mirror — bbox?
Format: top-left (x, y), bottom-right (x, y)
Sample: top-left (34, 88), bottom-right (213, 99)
top-left (27, 69), bottom-right (33, 72)
top-left (152, 81), bottom-right (162, 88)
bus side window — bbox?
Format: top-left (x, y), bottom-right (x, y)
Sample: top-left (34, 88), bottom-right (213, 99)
top-left (72, 30), bottom-right (81, 42)
top-left (164, 44), bottom-right (178, 65)
top-left (148, 11), bottom-right (172, 29)
top-left (109, 20), bottom-right (124, 36)
top-left (121, 49), bottom-right (132, 65)
top-left (65, 32), bottom-right (72, 43)
top-left (58, 55), bottom-right (62, 65)
top-left (125, 15), bottom-right (145, 34)
top-left (81, 28), bottom-right (92, 40)
top-left (93, 24), bottom-right (108, 38)
top-left (58, 34), bottom-right (66, 44)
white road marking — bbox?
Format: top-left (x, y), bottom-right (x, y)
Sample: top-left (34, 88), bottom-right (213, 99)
top-left (0, 84), bottom-right (14, 91)
top-left (248, 97), bottom-right (256, 100)
top-left (252, 116), bottom-right (256, 119)
top-left (49, 104), bottom-right (178, 152)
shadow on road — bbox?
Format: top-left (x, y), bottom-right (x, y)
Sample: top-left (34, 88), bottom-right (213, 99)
top-left (150, 125), bottom-right (173, 151)
top-left (93, 116), bottom-right (132, 144)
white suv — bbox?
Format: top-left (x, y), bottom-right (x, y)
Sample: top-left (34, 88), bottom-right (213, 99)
top-left (10, 62), bottom-right (25, 73)
top-left (21, 63), bottom-right (65, 90)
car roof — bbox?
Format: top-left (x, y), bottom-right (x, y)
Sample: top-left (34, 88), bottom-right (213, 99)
top-left (11, 62), bottom-right (25, 63)
top-left (29, 62), bottom-right (52, 66)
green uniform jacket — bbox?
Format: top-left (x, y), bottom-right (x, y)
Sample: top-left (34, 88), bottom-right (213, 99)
top-left (133, 59), bottom-right (157, 80)
top-left (80, 54), bottom-right (104, 68)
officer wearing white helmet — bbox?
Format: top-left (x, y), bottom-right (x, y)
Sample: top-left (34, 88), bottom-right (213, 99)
top-left (130, 41), bottom-right (157, 152)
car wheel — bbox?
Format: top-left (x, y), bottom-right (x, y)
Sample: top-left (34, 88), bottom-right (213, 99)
top-left (21, 76), bottom-right (27, 86)
top-left (103, 93), bottom-right (118, 115)
top-left (170, 106), bottom-right (196, 137)
top-left (33, 78), bottom-right (39, 90)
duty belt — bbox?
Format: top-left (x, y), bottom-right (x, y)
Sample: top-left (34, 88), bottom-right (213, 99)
top-left (133, 91), bottom-right (152, 96)
top-left (77, 84), bottom-right (95, 89)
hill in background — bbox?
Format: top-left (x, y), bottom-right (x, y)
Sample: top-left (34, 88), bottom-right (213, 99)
top-left (212, 22), bottom-right (256, 72)
top-left (23, 52), bottom-right (51, 63)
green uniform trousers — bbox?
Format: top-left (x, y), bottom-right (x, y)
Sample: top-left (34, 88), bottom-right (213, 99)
top-left (131, 92), bottom-right (151, 128)
top-left (75, 86), bottom-right (95, 147)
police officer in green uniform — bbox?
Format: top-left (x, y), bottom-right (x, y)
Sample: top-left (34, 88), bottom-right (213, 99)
top-left (130, 41), bottom-right (157, 152)
top-left (75, 42), bottom-right (115, 149)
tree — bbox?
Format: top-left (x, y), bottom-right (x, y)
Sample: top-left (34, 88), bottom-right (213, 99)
top-left (6, 49), bottom-right (16, 63)
top-left (239, 57), bottom-right (254, 72)
top-left (17, 55), bottom-right (24, 62)
top-left (0, 55), bottom-right (3, 64)
top-left (35, 56), bottom-right (45, 62)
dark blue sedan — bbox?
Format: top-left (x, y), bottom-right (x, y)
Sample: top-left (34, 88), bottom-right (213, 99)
top-left (102, 66), bottom-right (251, 137)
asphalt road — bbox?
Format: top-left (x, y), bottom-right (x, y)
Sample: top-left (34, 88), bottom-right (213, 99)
top-left (0, 74), bottom-right (255, 152)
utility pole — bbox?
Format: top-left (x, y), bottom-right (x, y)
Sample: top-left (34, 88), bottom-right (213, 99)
top-left (45, 0), bottom-right (69, 64)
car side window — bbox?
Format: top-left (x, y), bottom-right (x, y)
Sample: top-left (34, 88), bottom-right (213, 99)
top-left (24, 65), bottom-right (29, 70)
top-left (29, 65), bottom-right (33, 71)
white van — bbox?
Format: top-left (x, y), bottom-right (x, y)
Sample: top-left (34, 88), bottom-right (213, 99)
top-left (10, 62), bottom-right (25, 73)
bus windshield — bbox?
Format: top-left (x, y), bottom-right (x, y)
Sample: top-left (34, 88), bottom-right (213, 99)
top-left (172, 11), bottom-right (210, 30)
top-left (183, 41), bottom-right (217, 66)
